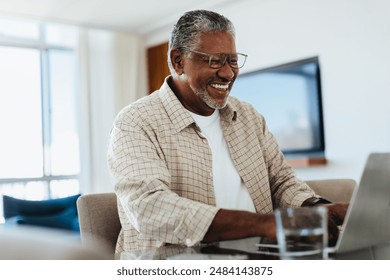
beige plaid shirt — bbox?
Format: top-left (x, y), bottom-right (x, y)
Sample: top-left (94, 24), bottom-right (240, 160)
top-left (107, 77), bottom-right (317, 253)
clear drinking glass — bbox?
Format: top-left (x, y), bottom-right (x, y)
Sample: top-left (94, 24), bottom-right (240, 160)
top-left (275, 207), bottom-right (328, 260)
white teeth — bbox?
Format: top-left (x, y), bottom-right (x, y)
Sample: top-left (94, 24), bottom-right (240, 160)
top-left (210, 83), bottom-right (229, 90)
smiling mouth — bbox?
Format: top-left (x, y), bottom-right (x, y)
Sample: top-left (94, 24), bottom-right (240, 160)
top-left (210, 83), bottom-right (230, 91)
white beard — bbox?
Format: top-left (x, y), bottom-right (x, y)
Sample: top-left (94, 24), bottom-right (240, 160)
top-left (180, 73), bottom-right (229, 110)
top-left (192, 86), bottom-right (229, 110)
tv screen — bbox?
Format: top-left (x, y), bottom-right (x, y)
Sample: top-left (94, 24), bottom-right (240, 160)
top-left (231, 57), bottom-right (325, 157)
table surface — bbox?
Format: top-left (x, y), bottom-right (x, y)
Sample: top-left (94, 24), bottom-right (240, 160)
top-left (116, 237), bottom-right (390, 260)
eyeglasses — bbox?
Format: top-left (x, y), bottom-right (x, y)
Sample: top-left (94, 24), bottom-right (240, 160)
top-left (181, 48), bottom-right (248, 69)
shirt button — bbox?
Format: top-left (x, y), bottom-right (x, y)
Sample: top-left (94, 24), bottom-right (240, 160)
top-left (185, 239), bottom-right (192, 246)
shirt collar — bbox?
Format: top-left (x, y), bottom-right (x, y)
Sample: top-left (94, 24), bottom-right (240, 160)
top-left (159, 76), bottom-right (237, 132)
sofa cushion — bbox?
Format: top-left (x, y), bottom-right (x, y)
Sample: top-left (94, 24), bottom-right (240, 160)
top-left (16, 206), bottom-right (80, 232)
top-left (2, 194), bottom-right (81, 232)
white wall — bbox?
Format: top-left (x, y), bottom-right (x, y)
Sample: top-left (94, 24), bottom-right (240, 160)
top-left (145, 0), bottom-right (390, 182)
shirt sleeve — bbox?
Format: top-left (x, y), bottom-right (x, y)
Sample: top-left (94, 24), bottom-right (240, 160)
top-left (107, 118), bottom-right (219, 247)
top-left (257, 114), bottom-right (319, 208)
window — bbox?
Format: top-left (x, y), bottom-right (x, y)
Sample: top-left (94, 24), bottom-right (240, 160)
top-left (0, 17), bottom-right (80, 222)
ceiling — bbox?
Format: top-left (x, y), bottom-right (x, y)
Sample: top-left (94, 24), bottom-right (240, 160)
top-left (0, 0), bottom-right (238, 35)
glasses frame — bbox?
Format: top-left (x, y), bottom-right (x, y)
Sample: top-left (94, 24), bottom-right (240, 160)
top-left (180, 48), bottom-right (248, 69)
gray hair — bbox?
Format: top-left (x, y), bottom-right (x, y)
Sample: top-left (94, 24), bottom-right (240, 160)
top-left (168, 10), bottom-right (235, 75)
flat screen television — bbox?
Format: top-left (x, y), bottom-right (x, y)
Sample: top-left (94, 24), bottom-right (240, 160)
top-left (231, 57), bottom-right (325, 158)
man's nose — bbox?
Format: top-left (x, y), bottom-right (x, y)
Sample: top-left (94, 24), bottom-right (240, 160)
top-left (217, 62), bottom-right (236, 80)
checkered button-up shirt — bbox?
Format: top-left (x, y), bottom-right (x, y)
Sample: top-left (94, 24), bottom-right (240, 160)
top-left (107, 77), bottom-right (317, 252)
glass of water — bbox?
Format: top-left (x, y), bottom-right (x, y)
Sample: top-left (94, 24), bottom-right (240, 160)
top-left (275, 207), bottom-right (328, 260)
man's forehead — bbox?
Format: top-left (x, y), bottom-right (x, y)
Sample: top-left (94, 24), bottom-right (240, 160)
top-left (197, 32), bottom-right (237, 53)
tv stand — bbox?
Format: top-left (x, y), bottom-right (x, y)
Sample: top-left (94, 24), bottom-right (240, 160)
top-left (287, 156), bottom-right (327, 167)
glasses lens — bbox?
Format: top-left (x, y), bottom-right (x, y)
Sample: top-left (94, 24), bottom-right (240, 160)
top-left (209, 53), bottom-right (247, 69)
top-left (231, 54), bottom-right (247, 69)
top-left (208, 54), bottom-right (225, 69)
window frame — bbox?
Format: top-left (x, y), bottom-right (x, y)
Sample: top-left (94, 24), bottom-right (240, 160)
top-left (0, 20), bottom-right (80, 200)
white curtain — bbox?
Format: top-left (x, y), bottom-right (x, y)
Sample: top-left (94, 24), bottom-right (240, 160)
top-left (77, 28), bottom-right (147, 194)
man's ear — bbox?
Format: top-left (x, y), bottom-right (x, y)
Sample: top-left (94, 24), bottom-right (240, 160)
top-left (170, 49), bottom-right (184, 75)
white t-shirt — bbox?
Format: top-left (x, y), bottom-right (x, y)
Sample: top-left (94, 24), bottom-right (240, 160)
top-left (189, 109), bottom-right (256, 212)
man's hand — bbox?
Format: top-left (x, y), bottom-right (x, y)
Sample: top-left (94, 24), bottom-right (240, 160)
top-left (323, 203), bottom-right (349, 246)
top-left (202, 209), bottom-right (276, 244)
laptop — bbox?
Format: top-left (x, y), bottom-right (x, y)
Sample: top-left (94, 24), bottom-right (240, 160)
top-left (329, 152), bottom-right (390, 254)
top-left (257, 152), bottom-right (390, 256)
